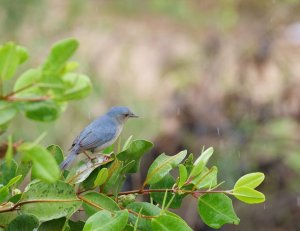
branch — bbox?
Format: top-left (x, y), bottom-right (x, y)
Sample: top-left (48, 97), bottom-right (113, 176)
top-left (0, 140), bottom-right (23, 158)
top-left (105, 188), bottom-right (229, 197)
top-left (0, 198), bottom-right (81, 213)
top-left (120, 205), bottom-right (158, 219)
top-left (2, 83), bottom-right (37, 98)
top-left (3, 96), bottom-right (50, 102)
top-left (78, 195), bottom-right (156, 219)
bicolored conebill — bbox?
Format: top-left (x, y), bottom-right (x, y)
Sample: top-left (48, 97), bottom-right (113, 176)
top-left (60, 106), bottom-right (138, 169)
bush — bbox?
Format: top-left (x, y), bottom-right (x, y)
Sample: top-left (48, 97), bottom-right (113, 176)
top-left (0, 39), bottom-right (265, 230)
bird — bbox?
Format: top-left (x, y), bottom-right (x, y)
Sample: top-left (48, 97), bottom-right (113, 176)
top-left (60, 106), bottom-right (138, 169)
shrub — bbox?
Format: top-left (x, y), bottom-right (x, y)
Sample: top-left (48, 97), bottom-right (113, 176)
top-left (0, 39), bottom-right (265, 230)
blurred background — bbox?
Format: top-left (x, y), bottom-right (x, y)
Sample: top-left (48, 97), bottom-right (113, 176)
top-left (1, 0), bottom-right (300, 230)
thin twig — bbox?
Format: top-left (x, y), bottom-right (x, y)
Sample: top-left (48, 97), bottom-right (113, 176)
top-left (106, 188), bottom-right (228, 197)
top-left (119, 205), bottom-right (158, 219)
top-left (2, 83), bottom-right (36, 98)
top-left (3, 96), bottom-right (50, 102)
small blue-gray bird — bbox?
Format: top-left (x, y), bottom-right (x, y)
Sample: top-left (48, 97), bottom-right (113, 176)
top-left (60, 106), bottom-right (138, 169)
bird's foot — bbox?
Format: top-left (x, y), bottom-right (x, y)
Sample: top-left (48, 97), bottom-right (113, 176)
top-left (83, 150), bottom-right (94, 161)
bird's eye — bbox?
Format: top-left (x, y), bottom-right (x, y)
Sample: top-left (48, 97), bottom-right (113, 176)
top-left (124, 113), bottom-right (129, 117)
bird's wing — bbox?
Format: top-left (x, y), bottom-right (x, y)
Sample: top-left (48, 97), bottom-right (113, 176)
top-left (78, 122), bottom-right (117, 151)
top-left (69, 135), bottom-right (79, 151)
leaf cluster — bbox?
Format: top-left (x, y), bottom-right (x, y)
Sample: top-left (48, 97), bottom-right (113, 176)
top-left (0, 40), bottom-right (266, 230)
top-left (0, 38), bottom-right (92, 132)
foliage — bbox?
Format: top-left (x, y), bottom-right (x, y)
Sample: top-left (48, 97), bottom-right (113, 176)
top-left (0, 40), bottom-right (265, 230)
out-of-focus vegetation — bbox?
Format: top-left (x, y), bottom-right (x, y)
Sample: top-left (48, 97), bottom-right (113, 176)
top-left (1, 0), bottom-right (300, 230)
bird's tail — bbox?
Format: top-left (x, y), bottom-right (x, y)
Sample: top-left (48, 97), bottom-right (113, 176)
top-left (60, 150), bottom-right (77, 170)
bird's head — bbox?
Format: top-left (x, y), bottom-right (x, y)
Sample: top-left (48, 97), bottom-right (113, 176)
top-left (106, 106), bottom-right (138, 123)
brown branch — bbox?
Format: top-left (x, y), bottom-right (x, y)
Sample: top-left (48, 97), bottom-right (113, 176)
top-left (3, 96), bottom-right (50, 102)
top-left (0, 187), bottom-right (230, 218)
top-left (0, 198), bottom-right (81, 213)
top-left (77, 195), bottom-right (105, 210)
top-left (79, 195), bottom-right (157, 219)
top-left (2, 83), bottom-right (37, 98)
top-left (0, 140), bottom-right (23, 159)
top-left (105, 188), bottom-right (228, 197)
top-left (119, 205), bottom-right (158, 219)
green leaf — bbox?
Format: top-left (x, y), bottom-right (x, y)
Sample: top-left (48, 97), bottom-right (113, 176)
top-left (232, 186), bottom-right (265, 204)
top-left (63, 61), bottom-right (79, 73)
top-left (102, 159), bottom-right (124, 194)
top-left (5, 214), bottom-right (39, 231)
top-left (68, 220), bottom-right (85, 231)
top-left (190, 147), bottom-right (213, 177)
top-left (183, 153), bottom-right (194, 175)
top-left (150, 174), bottom-right (185, 209)
top-left (0, 186), bottom-right (9, 203)
top-left (151, 214), bottom-right (192, 231)
top-left (0, 159), bottom-right (17, 185)
top-left (38, 217), bottom-right (66, 231)
top-left (24, 101), bottom-right (61, 122)
top-left (83, 210), bottom-right (128, 231)
top-left (234, 172), bottom-right (265, 190)
top-left (117, 194), bottom-right (136, 207)
top-left (0, 42), bottom-right (21, 80)
top-left (120, 160), bottom-right (135, 174)
top-left (66, 156), bottom-right (111, 184)
top-left (198, 193), bottom-right (240, 229)
top-left (5, 136), bottom-right (13, 166)
top-left (82, 192), bottom-right (120, 216)
top-left (0, 211), bottom-right (18, 227)
top-left (117, 140), bottom-right (153, 173)
top-left (20, 181), bottom-right (82, 222)
top-left (42, 38), bottom-right (79, 74)
top-left (16, 45), bottom-right (29, 64)
top-left (47, 144), bottom-right (64, 165)
top-left (123, 225), bottom-right (134, 231)
top-left (9, 193), bottom-right (22, 203)
top-left (16, 161), bottom-right (31, 186)
top-left (59, 73), bottom-right (92, 101)
top-left (177, 164), bottom-right (187, 188)
top-left (126, 202), bottom-right (161, 231)
top-left (13, 69), bottom-right (42, 96)
top-left (19, 143), bottom-right (60, 183)
top-left (6, 175), bottom-right (22, 188)
top-left (94, 168), bottom-right (108, 187)
top-left (192, 166), bottom-right (218, 189)
top-left (0, 101), bottom-right (17, 126)
top-left (145, 150), bottom-right (187, 185)
top-left (122, 135), bottom-right (133, 151)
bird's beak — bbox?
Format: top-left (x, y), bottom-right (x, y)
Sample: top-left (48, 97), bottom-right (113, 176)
top-left (130, 113), bottom-right (139, 118)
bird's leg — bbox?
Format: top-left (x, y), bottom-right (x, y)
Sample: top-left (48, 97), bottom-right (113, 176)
top-left (82, 150), bottom-right (93, 160)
